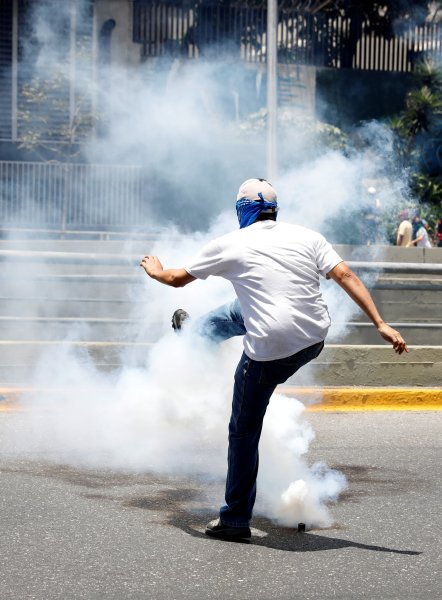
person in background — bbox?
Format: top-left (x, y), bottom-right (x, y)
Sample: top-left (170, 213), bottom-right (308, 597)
top-left (411, 210), bottom-right (422, 241)
top-left (364, 186), bottom-right (382, 245)
top-left (435, 217), bottom-right (442, 248)
top-left (140, 178), bottom-right (408, 541)
top-left (410, 219), bottom-right (432, 248)
top-left (396, 210), bottom-right (412, 247)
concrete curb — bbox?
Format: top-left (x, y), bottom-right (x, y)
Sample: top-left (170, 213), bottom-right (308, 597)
top-left (280, 387), bottom-right (442, 411)
top-left (0, 386), bottom-right (441, 412)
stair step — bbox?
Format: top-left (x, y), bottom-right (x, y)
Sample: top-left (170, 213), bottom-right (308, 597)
top-left (0, 276), bottom-right (143, 300)
top-left (0, 317), bottom-right (153, 341)
top-left (287, 345), bottom-right (442, 387)
top-left (0, 318), bottom-right (441, 345)
top-left (0, 298), bottom-right (141, 319)
top-left (331, 322), bottom-right (442, 346)
top-left (0, 242), bottom-right (441, 388)
top-left (0, 343), bottom-right (440, 387)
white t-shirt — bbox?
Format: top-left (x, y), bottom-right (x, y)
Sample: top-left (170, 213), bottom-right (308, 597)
top-left (185, 221), bottom-right (343, 361)
top-left (415, 226), bottom-right (432, 248)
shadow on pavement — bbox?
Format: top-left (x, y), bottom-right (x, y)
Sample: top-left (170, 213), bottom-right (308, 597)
top-left (169, 513), bottom-right (422, 555)
top-left (123, 479), bottom-right (422, 556)
top-left (1, 461), bottom-right (422, 557)
top-left (168, 514), bottom-right (421, 555)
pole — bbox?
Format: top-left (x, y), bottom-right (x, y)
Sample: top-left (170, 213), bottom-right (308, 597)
top-left (69, 0), bottom-right (77, 143)
top-left (91, 0), bottom-right (98, 139)
top-left (11, 0), bottom-right (18, 141)
top-left (266, 0), bottom-right (278, 180)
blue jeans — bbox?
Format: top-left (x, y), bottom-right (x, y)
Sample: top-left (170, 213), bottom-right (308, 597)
top-left (195, 299), bottom-right (324, 527)
top-left (194, 298), bottom-right (247, 341)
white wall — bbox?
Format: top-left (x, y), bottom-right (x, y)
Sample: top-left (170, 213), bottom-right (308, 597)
top-left (94, 0), bottom-right (141, 66)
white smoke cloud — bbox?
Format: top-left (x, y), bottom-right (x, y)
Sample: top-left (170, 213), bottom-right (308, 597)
top-left (258, 394), bottom-right (347, 527)
top-left (8, 328), bottom-right (346, 528)
top-left (2, 0), bottom-right (419, 529)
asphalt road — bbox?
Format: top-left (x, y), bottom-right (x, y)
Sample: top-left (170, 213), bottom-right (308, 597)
top-left (0, 411), bottom-right (440, 600)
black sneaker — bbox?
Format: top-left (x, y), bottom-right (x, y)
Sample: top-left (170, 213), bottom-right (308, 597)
top-left (205, 518), bottom-right (251, 540)
top-left (171, 309), bottom-right (190, 331)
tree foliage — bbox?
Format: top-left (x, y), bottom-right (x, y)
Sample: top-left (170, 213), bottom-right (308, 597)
top-left (17, 33), bottom-right (97, 162)
top-left (392, 58), bottom-right (442, 228)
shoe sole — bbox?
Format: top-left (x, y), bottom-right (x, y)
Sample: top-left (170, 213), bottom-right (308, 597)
top-left (205, 528), bottom-right (251, 540)
top-left (171, 309), bottom-right (190, 331)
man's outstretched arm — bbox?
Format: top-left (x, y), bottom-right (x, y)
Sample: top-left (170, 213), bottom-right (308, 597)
top-left (328, 261), bottom-right (409, 354)
top-left (140, 255), bottom-right (196, 288)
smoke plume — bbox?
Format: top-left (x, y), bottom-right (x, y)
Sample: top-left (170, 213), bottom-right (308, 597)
top-left (1, 0), bottom-right (415, 528)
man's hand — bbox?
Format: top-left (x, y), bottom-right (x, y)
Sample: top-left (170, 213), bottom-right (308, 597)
top-left (140, 255), bottom-right (163, 279)
top-left (376, 323), bottom-right (409, 354)
top-left (140, 255), bottom-right (196, 288)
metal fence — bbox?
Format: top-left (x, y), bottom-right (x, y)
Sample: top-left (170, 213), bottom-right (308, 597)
top-left (0, 161), bottom-right (146, 230)
top-left (133, 1), bottom-right (442, 72)
top-left (345, 21), bottom-right (442, 72)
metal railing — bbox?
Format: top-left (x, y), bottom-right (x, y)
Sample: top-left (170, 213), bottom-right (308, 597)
top-left (133, 1), bottom-right (442, 72)
top-left (0, 161), bottom-right (146, 230)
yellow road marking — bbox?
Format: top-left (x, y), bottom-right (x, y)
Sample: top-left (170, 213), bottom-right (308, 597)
top-left (1, 386), bottom-right (441, 412)
top-left (281, 387), bottom-right (442, 411)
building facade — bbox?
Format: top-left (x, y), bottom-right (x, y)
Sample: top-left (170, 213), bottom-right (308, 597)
top-left (1, 0), bottom-right (440, 153)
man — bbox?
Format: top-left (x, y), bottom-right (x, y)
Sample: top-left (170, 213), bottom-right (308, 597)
top-left (411, 210), bottom-right (422, 241)
top-left (140, 178), bottom-right (408, 540)
top-left (410, 219), bottom-right (432, 248)
top-left (436, 217), bottom-right (442, 248)
top-left (396, 210), bottom-right (412, 247)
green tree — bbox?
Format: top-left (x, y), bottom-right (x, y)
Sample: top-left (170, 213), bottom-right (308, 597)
top-left (391, 58), bottom-right (442, 230)
top-left (17, 31), bottom-right (98, 162)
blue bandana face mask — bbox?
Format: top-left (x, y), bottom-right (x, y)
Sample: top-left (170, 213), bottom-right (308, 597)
top-left (236, 192), bottom-right (278, 229)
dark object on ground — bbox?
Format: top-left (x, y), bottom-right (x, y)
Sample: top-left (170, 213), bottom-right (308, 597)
top-left (205, 518), bottom-right (251, 540)
top-left (298, 523), bottom-right (306, 533)
top-left (171, 309), bottom-right (190, 331)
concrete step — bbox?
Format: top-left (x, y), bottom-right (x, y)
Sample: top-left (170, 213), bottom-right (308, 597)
top-left (0, 257), bottom-right (140, 276)
top-left (0, 317), bottom-right (441, 345)
top-left (0, 343), bottom-right (440, 387)
top-left (1, 275), bottom-right (144, 300)
top-left (371, 286), bottom-right (442, 302)
top-left (0, 290), bottom-right (439, 323)
top-left (0, 261), bottom-right (437, 316)
top-left (0, 317), bottom-right (151, 341)
top-left (1, 241), bottom-right (441, 263)
top-left (335, 322), bottom-right (442, 346)
top-left (366, 300), bottom-right (442, 321)
top-left (0, 244), bottom-right (440, 389)
top-left (0, 240), bottom-right (159, 253)
top-left (334, 245), bottom-right (442, 264)
top-left (337, 291), bottom-right (442, 321)
top-left (0, 298), bottom-right (141, 319)
top-left (2, 248), bottom-right (442, 271)
top-left (350, 305), bottom-right (442, 322)
top-left (0, 341), bottom-right (151, 385)
top-left (2, 272), bottom-right (441, 318)
top-left (3, 263), bottom-right (139, 276)
top-left (287, 345), bottom-right (442, 387)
